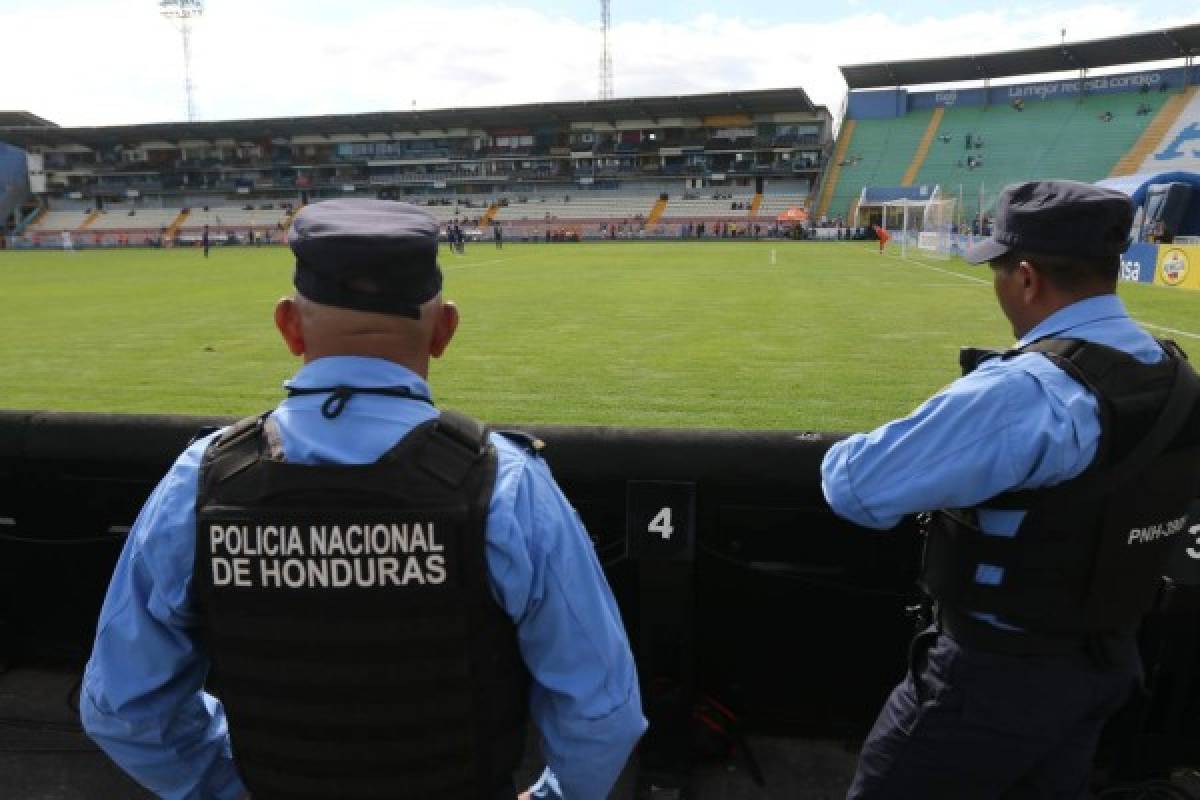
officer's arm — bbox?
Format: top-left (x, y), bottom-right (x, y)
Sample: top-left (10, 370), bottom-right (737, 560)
top-left (485, 443), bottom-right (647, 800)
top-left (820, 363), bottom-right (1085, 529)
top-left (80, 437), bottom-right (247, 800)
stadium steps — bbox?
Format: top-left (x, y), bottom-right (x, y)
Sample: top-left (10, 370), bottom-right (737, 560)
top-left (164, 209), bottom-right (189, 241)
top-left (280, 204), bottom-right (303, 232)
top-left (815, 119), bottom-right (856, 220)
top-left (1110, 86), bottom-right (1198, 176)
top-left (80, 210), bottom-right (101, 229)
top-left (749, 193), bottom-right (763, 215)
top-left (646, 196), bottom-right (668, 224)
top-left (22, 207), bottom-right (46, 233)
top-left (901, 106), bottom-right (945, 186)
top-left (480, 202), bottom-right (500, 225)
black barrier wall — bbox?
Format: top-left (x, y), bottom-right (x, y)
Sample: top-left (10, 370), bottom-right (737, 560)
top-left (1, 411), bottom-right (1198, 775)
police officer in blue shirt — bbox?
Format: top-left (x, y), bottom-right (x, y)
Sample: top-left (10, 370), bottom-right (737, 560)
top-left (81, 198), bottom-right (646, 800)
top-left (821, 181), bottom-right (1200, 799)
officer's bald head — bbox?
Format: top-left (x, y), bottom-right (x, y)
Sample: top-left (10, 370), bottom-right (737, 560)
top-left (274, 292), bottom-right (459, 377)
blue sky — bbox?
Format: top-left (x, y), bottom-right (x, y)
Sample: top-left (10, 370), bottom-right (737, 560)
top-left (1, 1), bottom-right (1197, 126)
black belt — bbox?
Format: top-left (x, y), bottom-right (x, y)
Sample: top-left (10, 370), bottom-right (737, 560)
top-left (938, 605), bottom-right (1097, 657)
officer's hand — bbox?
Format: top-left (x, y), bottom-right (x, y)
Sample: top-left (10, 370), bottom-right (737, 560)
top-left (517, 792), bottom-right (531, 800)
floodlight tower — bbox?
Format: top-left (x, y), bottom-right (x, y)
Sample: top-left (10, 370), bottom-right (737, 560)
top-left (159, 0), bottom-right (204, 121)
top-left (599, 0), bottom-right (614, 100)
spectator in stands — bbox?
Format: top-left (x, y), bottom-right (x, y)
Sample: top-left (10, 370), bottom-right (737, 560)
top-left (80, 199), bottom-right (645, 800)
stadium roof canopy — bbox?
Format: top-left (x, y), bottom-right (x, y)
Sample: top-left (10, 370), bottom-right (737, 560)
top-left (840, 23), bottom-right (1200, 89)
top-left (0, 111), bottom-right (57, 128)
top-left (0, 88), bottom-right (823, 148)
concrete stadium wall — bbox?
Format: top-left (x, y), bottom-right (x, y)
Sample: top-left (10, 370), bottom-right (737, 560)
top-left (0, 142), bottom-right (29, 224)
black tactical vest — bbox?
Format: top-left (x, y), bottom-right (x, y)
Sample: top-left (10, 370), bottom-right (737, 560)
top-left (194, 411), bottom-right (528, 800)
top-left (920, 337), bottom-right (1200, 638)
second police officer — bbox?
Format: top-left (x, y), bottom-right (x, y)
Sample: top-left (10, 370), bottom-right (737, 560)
top-left (821, 181), bottom-right (1200, 798)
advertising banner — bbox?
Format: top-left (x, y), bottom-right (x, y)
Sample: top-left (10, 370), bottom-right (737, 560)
top-left (1154, 245), bottom-right (1200, 289)
top-left (1121, 243), bottom-right (1159, 283)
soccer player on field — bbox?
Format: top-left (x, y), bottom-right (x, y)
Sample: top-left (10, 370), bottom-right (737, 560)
top-left (873, 224), bottom-right (890, 254)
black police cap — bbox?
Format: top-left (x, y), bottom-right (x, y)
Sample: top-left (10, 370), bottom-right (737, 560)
top-left (964, 180), bottom-right (1133, 265)
top-left (288, 199), bottom-right (442, 318)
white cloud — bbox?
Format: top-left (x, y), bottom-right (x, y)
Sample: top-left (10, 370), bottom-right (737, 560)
top-left (0, 1), bottom-right (1188, 127)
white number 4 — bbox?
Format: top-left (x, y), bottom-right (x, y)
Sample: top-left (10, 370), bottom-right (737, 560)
top-left (648, 507), bottom-right (675, 540)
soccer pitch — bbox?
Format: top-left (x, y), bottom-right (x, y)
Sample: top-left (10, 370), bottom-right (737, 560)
top-left (2, 242), bottom-right (1197, 431)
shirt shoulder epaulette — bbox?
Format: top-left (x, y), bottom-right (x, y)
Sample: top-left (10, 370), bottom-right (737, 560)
top-left (494, 429), bottom-right (546, 457)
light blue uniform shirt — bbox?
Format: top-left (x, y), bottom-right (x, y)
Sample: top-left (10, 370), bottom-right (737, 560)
top-left (821, 294), bottom-right (1164, 606)
top-left (81, 356), bottom-right (646, 800)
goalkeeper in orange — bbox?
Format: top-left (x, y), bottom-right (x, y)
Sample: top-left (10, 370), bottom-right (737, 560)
top-left (872, 224), bottom-right (890, 254)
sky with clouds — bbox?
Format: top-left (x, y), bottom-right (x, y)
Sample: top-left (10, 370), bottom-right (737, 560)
top-left (1, 0), bottom-right (1197, 128)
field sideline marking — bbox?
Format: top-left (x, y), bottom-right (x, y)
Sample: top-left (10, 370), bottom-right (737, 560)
top-left (1137, 321), bottom-right (1200, 340)
top-left (881, 250), bottom-right (1200, 340)
top-left (882, 250), bottom-right (990, 285)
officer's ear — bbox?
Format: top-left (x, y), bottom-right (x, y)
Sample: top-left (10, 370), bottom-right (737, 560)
top-left (1016, 259), bottom-right (1042, 300)
top-left (429, 301), bottom-right (459, 359)
top-left (275, 296), bottom-right (306, 357)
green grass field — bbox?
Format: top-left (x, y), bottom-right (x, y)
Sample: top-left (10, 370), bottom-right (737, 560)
top-left (2, 242), bottom-right (1197, 431)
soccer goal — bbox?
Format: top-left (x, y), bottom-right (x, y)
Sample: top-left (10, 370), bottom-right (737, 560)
top-left (883, 188), bottom-right (958, 260)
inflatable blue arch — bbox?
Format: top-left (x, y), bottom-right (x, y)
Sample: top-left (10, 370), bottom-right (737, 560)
top-left (1095, 170), bottom-right (1200, 288)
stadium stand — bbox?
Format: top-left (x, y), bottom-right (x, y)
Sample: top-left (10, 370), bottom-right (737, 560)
top-left (179, 206), bottom-right (290, 231)
top-left (821, 23), bottom-right (1200, 226)
top-left (0, 89), bottom-right (832, 246)
top-left (659, 195), bottom-right (754, 218)
top-left (1110, 86), bottom-right (1198, 175)
top-left (28, 209), bottom-right (89, 231)
top-left (87, 207), bottom-right (182, 231)
top-left (822, 110), bottom-right (936, 222)
top-left (756, 193), bottom-right (812, 218)
top-left (914, 92), bottom-right (1174, 216)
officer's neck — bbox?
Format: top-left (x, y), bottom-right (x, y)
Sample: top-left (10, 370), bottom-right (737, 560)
top-left (302, 343), bottom-right (430, 379)
top-left (1013, 286), bottom-right (1115, 340)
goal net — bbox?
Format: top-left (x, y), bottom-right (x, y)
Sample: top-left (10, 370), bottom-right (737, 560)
top-left (883, 188), bottom-right (958, 260)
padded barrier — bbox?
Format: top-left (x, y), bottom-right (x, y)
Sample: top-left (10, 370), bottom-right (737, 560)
top-left (0, 410), bottom-right (1197, 775)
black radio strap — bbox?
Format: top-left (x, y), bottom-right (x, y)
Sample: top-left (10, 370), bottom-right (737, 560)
top-left (286, 385), bottom-right (434, 419)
